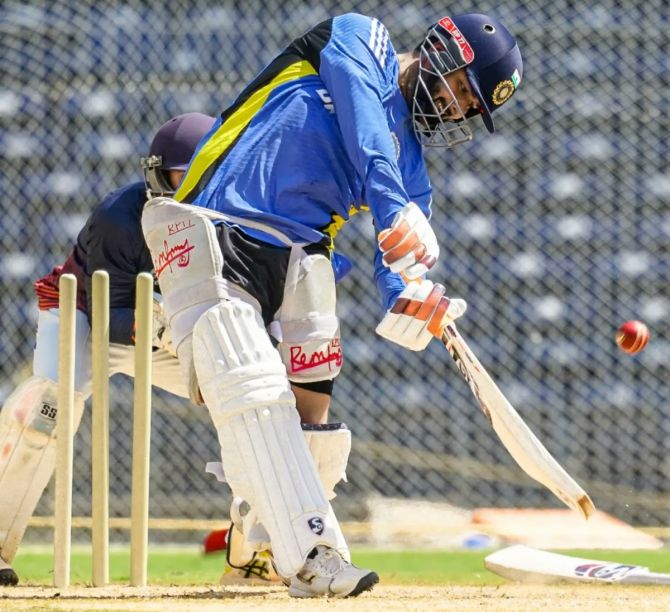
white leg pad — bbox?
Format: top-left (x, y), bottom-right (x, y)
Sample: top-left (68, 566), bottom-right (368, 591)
top-left (224, 424), bottom-right (352, 562)
top-left (302, 423), bottom-right (351, 500)
top-left (302, 423), bottom-right (352, 562)
top-left (142, 197), bottom-right (229, 403)
top-left (228, 497), bottom-right (271, 562)
top-left (324, 503), bottom-right (350, 563)
top-left (0, 377), bottom-right (85, 562)
top-left (192, 300), bottom-right (337, 577)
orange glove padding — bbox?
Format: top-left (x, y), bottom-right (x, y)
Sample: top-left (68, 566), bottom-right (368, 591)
top-left (378, 202), bottom-right (439, 279)
top-left (376, 280), bottom-right (467, 350)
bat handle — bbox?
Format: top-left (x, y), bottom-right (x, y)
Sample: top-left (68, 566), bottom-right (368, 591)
top-left (441, 324), bottom-right (457, 348)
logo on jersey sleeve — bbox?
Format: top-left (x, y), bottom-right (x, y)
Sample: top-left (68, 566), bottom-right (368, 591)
top-left (368, 18), bottom-right (390, 68)
top-left (316, 88), bottom-right (335, 113)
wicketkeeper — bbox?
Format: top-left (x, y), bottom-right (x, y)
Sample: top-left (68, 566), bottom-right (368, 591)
top-left (0, 112), bottom-right (215, 586)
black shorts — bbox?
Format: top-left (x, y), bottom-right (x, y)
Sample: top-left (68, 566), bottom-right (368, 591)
top-left (215, 223), bottom-right (328, 326)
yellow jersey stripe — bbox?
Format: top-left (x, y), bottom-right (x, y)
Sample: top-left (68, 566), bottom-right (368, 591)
top-left (322, 205), bottom-right (369, 251)
top-left (175, 60), bottom-right (318, 202)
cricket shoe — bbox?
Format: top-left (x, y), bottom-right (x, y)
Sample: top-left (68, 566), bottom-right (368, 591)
top-left (288, 545), bottom-right (378, 598)
top-left (219, 521), bottom-right (281, 586)
top-left (0, 558), bottom-right (19, 586)
top-left (220, 548), bottom-right (281, 585)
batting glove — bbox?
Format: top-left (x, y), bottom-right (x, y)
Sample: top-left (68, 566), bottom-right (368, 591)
top-left (378, 202), bottom-right (439, 279)
top-left (376, 280), bottom-right (467, 351)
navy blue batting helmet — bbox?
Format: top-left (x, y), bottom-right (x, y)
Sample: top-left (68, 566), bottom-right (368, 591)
top-left (412, 14), bottom-right (522, 146)
top-left (140, 112), bottom-right (216, 196)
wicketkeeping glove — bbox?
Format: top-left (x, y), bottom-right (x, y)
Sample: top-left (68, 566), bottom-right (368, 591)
top-left (378, 202), bottom-right (439, 279)
top-left (376, 280), bottom-right (467, 351)
top-left (152, 292), bottom-right (176, 356)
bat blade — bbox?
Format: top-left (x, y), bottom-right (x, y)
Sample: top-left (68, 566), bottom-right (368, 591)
top-left (442, 324), bottom-right (594, 518)
top-left (485, 545), bottom-right (670, 585)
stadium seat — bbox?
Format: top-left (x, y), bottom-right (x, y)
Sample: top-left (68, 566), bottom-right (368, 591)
top-left (0, 254), bottom-right (40, 282)
top-left (0, 89), bottom-right (48, 120)
top-left (73, 130), bottom-right (141, 161)
top-left (2, 132), bottom-right (41, 159)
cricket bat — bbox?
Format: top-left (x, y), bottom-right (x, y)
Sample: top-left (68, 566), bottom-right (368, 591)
top-left (485, 545), bottom-right (670, 585)
top-left (442, 323), bottom-right (595, 519)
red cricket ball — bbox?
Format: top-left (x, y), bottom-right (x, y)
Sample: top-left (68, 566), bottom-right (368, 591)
top-left (616, 320), bottom-right (650, 355)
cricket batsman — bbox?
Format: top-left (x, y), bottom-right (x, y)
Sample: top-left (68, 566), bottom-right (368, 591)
top-left (141, 11), bottom-right (522, 597)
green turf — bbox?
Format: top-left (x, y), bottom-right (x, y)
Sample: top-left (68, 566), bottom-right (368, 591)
top-left (353, 550), bottom-right (500, 585)
top-left (12, 547), bottom-right (228, 586)
top-left (10, 547), bottom-right (670, 586)
top-left (356, 549), bottom-right (670, 585)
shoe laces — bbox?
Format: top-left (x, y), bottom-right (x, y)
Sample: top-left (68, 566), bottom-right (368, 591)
top-left (302, 545), bottom-right (346, 579)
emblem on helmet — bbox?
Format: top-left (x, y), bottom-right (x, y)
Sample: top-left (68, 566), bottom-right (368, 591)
top-left (492, 80), bottom-right (515, 106)
top-left (492, 68), bottom-right (522, 106)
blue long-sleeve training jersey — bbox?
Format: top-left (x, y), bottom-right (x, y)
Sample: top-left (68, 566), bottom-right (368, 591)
top-left (175, 13), bottom-right (432, 310)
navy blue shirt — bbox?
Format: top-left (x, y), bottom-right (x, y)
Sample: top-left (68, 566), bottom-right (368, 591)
top-left (73, 181), bottom-right (153, 344)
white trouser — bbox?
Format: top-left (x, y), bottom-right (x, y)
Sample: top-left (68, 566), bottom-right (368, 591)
top-left (33, 308), bottom-right (188, 398)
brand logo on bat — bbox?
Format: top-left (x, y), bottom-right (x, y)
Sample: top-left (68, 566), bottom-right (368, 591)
top-left (574, 563), bottom-right (638, 581)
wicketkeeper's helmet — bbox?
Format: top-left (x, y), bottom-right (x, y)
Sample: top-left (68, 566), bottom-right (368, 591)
top-left (413, 13), bottom-right (523, 147)
top-left (140, 112), bottom-right (216, 197)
